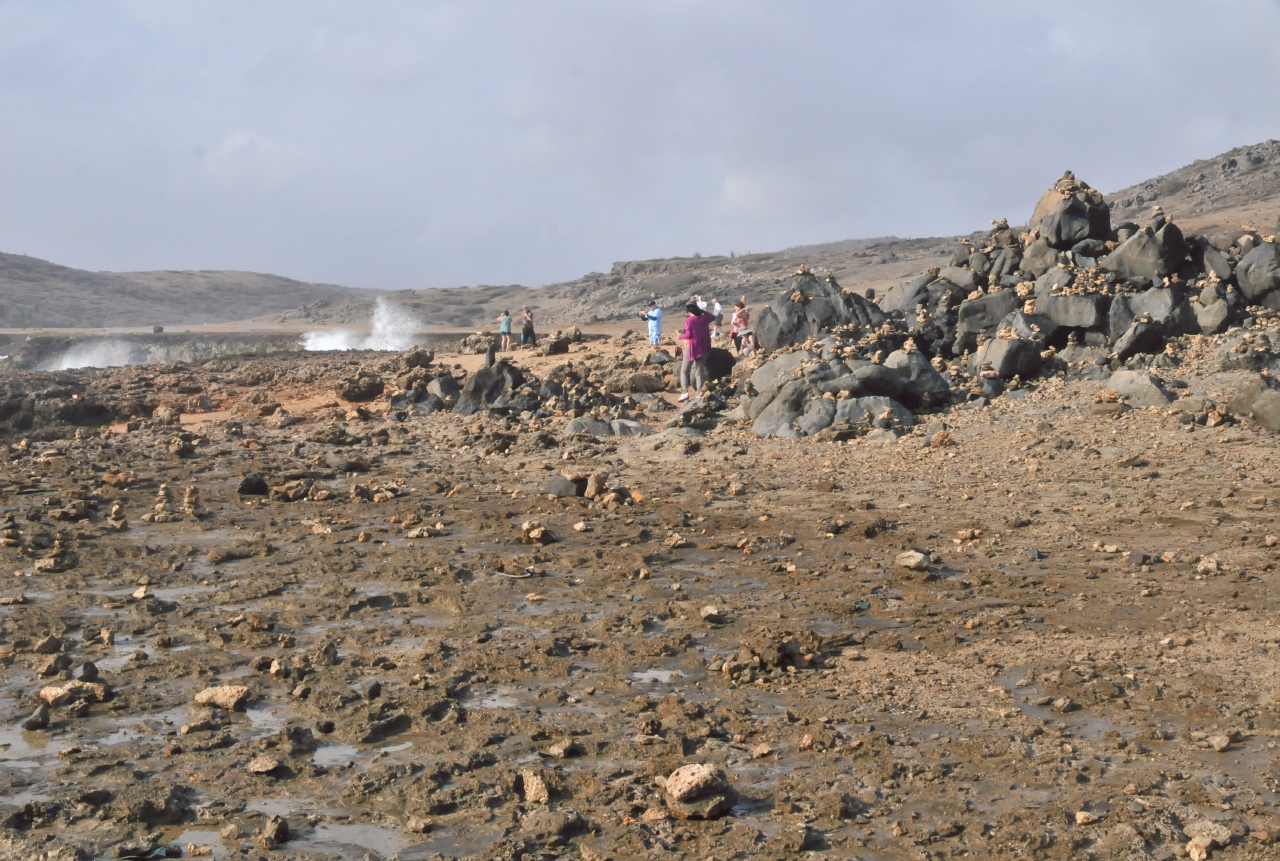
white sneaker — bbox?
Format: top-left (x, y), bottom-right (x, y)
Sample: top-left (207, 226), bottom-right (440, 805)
top-left (677, 393), bottom-right (690, 403)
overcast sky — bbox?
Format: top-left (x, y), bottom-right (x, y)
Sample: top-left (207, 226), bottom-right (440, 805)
top-left (2, 1), bottom-right (1279, 291)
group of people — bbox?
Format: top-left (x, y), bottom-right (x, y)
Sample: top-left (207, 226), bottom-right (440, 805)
top-left (640, 295), bottom-right (756, 402)
top-left (494, 307), bottom-right (537, 352)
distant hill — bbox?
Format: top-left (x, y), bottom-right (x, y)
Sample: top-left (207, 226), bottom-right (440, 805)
top-left (1105, 139), bottom-right (1280, 233)
top-left (0, 252), bottom-right (374, 329)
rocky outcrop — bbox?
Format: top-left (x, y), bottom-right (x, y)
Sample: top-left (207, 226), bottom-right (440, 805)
top-left (755, 272), bottom-right (886, 352)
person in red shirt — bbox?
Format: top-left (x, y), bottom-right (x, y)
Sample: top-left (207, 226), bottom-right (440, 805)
top-left (677, 302), bottom-right (712, 402)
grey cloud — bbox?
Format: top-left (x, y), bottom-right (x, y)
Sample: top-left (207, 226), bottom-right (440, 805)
top-left (0, 0), bottom-right (1278, 290)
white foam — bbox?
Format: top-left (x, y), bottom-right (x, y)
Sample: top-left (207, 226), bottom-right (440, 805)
top-left (41, 340), bottom-right (141, 371)
top-left (302, 298), bottom-right (422, 352)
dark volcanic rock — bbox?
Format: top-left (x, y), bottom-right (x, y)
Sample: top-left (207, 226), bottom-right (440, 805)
top-left (755, 273), bottom-right (886, 352)
top-left (236, 475), bottom-right (270, 496)
top-left (1237, 243), bottom-right (1280, 304)
top-left (454, 362), bottom-right (526, 416)
top-left (335, 371), bottom-right (384, 402)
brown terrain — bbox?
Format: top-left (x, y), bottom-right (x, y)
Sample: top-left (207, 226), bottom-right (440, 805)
top-left (0, 142), bottom-right (1279, 861)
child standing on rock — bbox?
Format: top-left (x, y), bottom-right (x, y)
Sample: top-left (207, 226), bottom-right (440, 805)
top-left (639, 300), bottom-right (663, 346)
top-left (731, 300), bottom-right (755, 356)
top-left (677, 302), bottom-right (712, 403)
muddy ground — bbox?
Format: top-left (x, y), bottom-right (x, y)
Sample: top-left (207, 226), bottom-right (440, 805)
top-left (2, 333), bottom-right (1280, 861)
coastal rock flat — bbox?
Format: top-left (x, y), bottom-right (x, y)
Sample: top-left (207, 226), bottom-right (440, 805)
top-left (3, 324), bottom-right (1280, 860)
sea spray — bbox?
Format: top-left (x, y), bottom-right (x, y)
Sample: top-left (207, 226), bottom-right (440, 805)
top-left (41, 340), bottom-right (143, 371)
top-left (302, 298), bottom-right (423, 352)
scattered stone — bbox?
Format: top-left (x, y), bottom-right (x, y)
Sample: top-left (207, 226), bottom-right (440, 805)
top-left (520, 769), bottom-right (550, 804)
top-left (664, 763), bottom-right (738, 820)
top-left (22, 702), bottom-right (50, 731)
top-left (195, 685), bottom-right (250, 711)
top-left (895, 550), bottom-right (930, 570)
top-left (247, 754), bottom-right (282, 775)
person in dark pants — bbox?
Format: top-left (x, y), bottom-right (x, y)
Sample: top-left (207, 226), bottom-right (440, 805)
top-left (521, 307), bottom-right (537, 347)
top-left (676, 302), bottom-right (712, 402)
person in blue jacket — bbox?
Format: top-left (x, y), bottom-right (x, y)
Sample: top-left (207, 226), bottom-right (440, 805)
top-left (639, 300), bottom-right (663, 345)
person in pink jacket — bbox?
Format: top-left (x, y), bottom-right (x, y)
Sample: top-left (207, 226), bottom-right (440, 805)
top-left (677, 301), bottom-right (712, 402)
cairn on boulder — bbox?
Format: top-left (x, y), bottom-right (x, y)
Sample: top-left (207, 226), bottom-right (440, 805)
top-left (34, 532), bottom-right (76, 573)
top-left (182, 485), bottom-right (200, 519)
top-left (1, 512), bottom-right (19, 547)
top-left (106, 500), bottom-right (128, 531)
top-left (143, 483), bottom-right (182, 524)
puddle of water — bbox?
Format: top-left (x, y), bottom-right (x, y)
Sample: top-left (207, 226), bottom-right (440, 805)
top-left (314, 739), bottom-right (413, 767)
top-left (314, 743), bottom-right (359, 767)
top-left (85, 704), bottom-right (192, 747)
top-left (241, 702), bottom-right (290, 738)
top-left (632, 669), bottom-right (684, 684)
top-left (0, 789), bottom-right (53, 806)
top-left (394, 823), bottom-right (504, 860)
top-left (172, 830), bottom-right (230, 859)
top-left (298, 822), bottom-right (412, 858)
top-left (409, 612), bottom-right (454, 629)
top-left (244, 797), bottom-right (348, 818)
top-left (0, 726), bottom-right (54, 768)
top-left (460, 687), bottom-right (521, 709)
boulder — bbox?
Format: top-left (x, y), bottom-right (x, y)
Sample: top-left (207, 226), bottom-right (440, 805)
top-left (665, 763), bottom-right (738, 820)
top-left (751, 378), bottom-right (810, 438)
top-left (335, 372), bottom-right (385, 403)
top-left (1195, 300), bottom-right (1231, 335)
top-left (996, 310), bottom-right (1058, 343)
top-left (836, 396), bottom-right (914, 427)
top-left (563, 417), bottom-right (613, 437)
top-left (1038, 293), bottom-right (1107, 329)
top-left (236, 475), bottom-right (269, 496)
top-left (745, 350), bottom-right (816, 418)
top-left (1200, 242), bottom-right (1234, 282)
top-left (1250, 390), bottom-right (1280, 432)
top-left (1100, 230), bottom-right (1169, 281)
top-left (989, 246), bottom-right (1022, 282)
top-left (1105, 370), bottom-right (1172, 407)
top-left (842, 361), bottom-right (906, 400)
top-left (1034, 268), bottom-right (1075, 297)
top-left (543, 476), bottom-right (581, 498)
top-left (1155, 221), bottom-right (1186, 264)
top-left (969, 338), bottom-right (1042, 379)
top-left (409, 393), bottom-right (446, 415)
top-left (426, 375), bottom-right (460, 402)
top-left (1035, 186), bottom-right (1110, 249)
top-left (454, 362), bottom-right (526, 416)
top-left (1229, 376), bottom-right (1272, 416)
top-left (884, 349), bottom-right (951, 407)
top-left (1113, 320), bottom-right (1165, 362)
top-left (195, 685), bottom-right (250, 711)
top-left (754, 273), bottom-right (886, 352)
top-left (1021, 238), bottom-right (1059, 278)
top-left (1237, 243), bottom-right (1280, 303)
top-left (796, 398), bottom-right (837, 436)
top-left (627, 373), bottom-right (665, 394)
top-left (954, 290), bottom-right (1020, 352)
top-left (705, 347), bottom-right (736, 381)
top-left (610, 419), bottom-right (651, 437)
top-left (939, 266), bottom-right (977, 291)
top-left (880, 275), bottom-right (935, 314)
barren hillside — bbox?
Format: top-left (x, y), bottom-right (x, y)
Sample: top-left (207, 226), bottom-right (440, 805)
top-left (0, 253), bottom-right (374, 329)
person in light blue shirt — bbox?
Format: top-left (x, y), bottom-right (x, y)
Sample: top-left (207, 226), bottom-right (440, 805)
top-left (496, 310), bottom-right (512, 352)
top-left (639, 300), bottom-right (663, 345)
